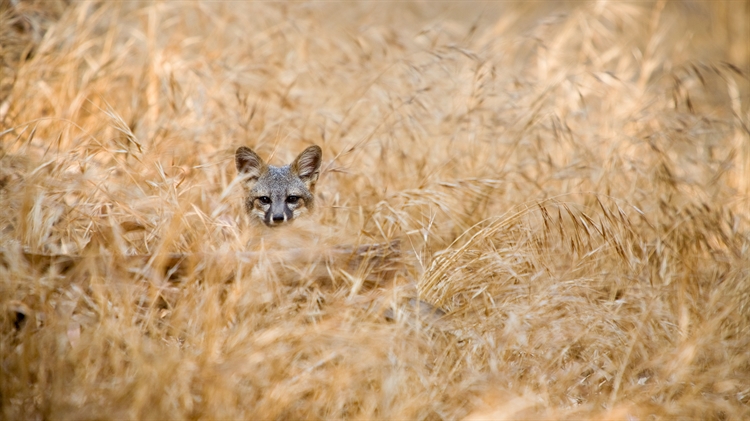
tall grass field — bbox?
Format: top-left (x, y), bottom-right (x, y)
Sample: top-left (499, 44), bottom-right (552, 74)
top-left (1, 0), bottom-right (749, 419)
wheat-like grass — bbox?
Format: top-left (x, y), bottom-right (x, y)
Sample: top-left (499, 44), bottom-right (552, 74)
top-left (1, 0), bottom-right (749, 419)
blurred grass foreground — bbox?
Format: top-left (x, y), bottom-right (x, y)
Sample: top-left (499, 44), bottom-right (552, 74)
top-left (1, 0), bottom-right (749, 419)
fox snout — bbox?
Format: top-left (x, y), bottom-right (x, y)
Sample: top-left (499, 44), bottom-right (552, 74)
top-left (270, 205), bottom-right (291, 224)
top-left (235, 145), bottom-right (322, 227)
top-left (262, 193), bottom-right (296, 227)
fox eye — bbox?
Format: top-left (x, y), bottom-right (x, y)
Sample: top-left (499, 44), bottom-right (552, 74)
top-left (286, 196), bottom-right (300, 204)
top-left (257, 196), bottom-right (271, 205)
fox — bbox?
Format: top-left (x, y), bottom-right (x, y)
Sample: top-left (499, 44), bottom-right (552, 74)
top-left (235, 145), bottom-right (322, 227)
top-left (234, 144), bottom-right (447, 324)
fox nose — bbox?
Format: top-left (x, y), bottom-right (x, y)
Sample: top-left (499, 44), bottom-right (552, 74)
top-left (272, 213), bottom-right (286, 223)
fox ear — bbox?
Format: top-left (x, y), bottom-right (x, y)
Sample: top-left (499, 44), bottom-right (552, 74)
top-left (292, 145), bottom-right (322, 187)
top-left (235, 146), bottom-right (266, 181)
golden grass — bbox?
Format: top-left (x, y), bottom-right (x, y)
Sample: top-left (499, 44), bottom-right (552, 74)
top-left (1, 0), bottom-right (749, 419)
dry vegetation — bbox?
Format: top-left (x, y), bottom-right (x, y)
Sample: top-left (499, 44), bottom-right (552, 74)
top-left (2, 0), bottom-right (750, 419)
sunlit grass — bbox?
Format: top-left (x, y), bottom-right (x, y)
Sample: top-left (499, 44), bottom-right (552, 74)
top-left (1, 0), bottom-right (749, 419)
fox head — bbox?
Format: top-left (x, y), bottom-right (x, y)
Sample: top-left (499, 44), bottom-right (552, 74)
top-left (235, 145), bottom-right (322, 227)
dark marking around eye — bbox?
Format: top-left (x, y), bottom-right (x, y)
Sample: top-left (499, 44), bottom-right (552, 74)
top-left (286, 196), bottom-right (300, 204)
top-left (257, 196), bottom-right (271, 205)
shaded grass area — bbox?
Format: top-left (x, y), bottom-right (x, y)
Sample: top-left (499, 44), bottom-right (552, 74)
top-left (1, 0), bottom-right (749, 419)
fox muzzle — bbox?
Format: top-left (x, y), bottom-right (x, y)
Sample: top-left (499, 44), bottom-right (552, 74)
top-left (266, 202), bottom-right (294, 226)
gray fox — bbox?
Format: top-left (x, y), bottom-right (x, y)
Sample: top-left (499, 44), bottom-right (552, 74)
top-left (235, 145), bottom-right (322, 227)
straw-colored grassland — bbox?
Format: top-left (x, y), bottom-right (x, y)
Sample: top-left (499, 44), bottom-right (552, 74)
top-left (1, 0), bottom-right (749, 419)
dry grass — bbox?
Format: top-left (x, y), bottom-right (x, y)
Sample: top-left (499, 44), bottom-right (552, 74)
top-left (1, 0), bottom-right (749, 419)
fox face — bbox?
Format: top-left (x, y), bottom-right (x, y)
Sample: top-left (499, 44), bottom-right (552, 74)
top-left (235, 145), bottom-right (322, 227)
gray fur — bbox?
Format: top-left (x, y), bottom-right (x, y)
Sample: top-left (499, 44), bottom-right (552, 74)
top-left (235, 145), bottom-right (322, 227)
